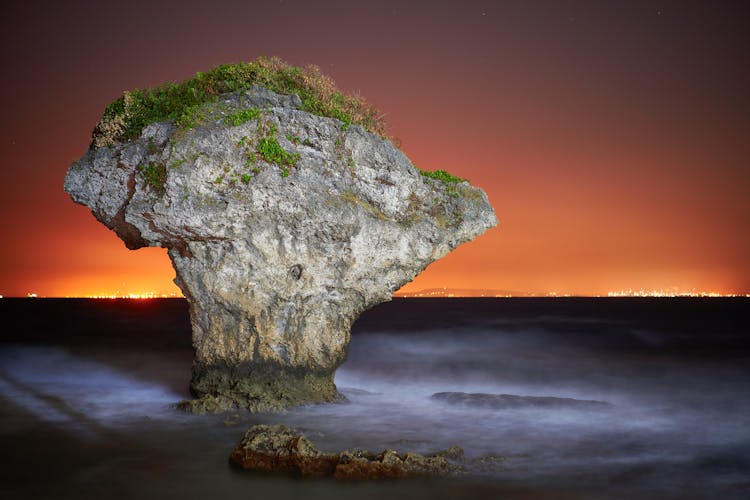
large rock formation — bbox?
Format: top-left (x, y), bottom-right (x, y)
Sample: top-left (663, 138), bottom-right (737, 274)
top-left (64, 78), bottom-right (496, 412)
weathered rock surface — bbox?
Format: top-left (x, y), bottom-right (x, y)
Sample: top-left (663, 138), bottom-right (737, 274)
top-left (229, 425), bottom-right (459, 479)
top-left (64, 85), bottom-right (497, 412)
top-left (431, 392), bottom-right (612, 410)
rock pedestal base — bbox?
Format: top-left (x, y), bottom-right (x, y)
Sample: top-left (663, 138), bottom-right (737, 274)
top-left (178, 364), bottom-right (340, 413)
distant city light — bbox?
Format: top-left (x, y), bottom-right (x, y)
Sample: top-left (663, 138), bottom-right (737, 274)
top-left (605, 288), bottom-right (741, 298)
top-left (80, 292), bottom-right (180, 299)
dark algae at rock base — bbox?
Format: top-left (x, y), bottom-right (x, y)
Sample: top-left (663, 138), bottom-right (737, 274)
top-left (64, 57), bottom-right (497, 412)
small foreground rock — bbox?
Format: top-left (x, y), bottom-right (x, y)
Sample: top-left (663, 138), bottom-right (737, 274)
top-left (230, 425), bottom-right (460, 479)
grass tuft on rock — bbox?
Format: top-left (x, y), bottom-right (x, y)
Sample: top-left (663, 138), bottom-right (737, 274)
top-left (92, 57), bottom-right (388, 147)
top-left (226, 107), bottom-right (261, 126)
top-left (418, 169), bottom-right (467, 199)
top-left (257, 135), bottom-right (300, 169)
top-left (418, 169), bottom-right (466, 184)
top-left (137, 161), bottom-right (167, 194)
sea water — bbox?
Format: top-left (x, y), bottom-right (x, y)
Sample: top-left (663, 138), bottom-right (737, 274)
top-left (1, 298), bottom-right (748, 499)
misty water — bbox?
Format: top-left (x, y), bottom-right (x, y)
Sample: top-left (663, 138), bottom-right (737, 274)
top-left (1, 298), bottom-right (748, 499)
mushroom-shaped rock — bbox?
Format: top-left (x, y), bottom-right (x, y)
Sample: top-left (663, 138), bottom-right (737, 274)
top-left (64, 62), bottom-right (497, 412)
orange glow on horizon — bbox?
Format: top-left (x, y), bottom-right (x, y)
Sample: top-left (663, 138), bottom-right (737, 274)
top-left (1, 3), bottom-right (748, 298)
top-left (3, 240), bottom-right (743, 298)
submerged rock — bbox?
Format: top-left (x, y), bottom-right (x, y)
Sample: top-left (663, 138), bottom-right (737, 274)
top-left (64, 62), bottom-right (497, 413)
top-left (431, 392), bottom-right (612, 410)
top-left (229, 425), bottom-right (459, 479)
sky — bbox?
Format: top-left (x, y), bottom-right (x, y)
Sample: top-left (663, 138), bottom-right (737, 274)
top-left (0, 0), bottom-right (748, 297)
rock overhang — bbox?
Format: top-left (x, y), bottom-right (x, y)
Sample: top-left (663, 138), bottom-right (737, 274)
top-left (64, 60), bottom-right (497, 412)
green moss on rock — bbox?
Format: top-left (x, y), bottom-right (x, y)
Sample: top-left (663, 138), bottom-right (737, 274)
top-left (418, 168), bottom-right (466, 184)
top-left (137, 161), bottom-right (167, 194)
top-left (226, 107), bottom-right (261, 126)
top-left (419, 168), bottom-right (467, 199)
top-left (92, 56), bottom-right (389, 147)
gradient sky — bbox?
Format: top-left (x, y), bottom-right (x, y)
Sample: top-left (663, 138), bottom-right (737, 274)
top-left (1, 0), bottom-right (748, 297)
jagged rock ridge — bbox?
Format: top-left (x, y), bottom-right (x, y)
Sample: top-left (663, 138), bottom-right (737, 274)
top-left (230, 424), bottom-right (460, 478)
top-left (64, 82), bottom-right (497, 412)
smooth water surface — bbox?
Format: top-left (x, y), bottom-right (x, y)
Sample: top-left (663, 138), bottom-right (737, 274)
top-left (1, 298), bottom-right (748, 499)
